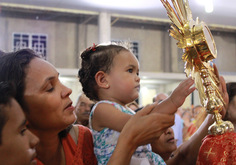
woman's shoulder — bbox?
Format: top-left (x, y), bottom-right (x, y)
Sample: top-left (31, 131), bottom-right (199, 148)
top-left (72, 124), bottom-right (91, 134)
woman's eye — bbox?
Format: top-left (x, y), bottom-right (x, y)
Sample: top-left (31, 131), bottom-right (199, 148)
top-left (20, 128), bottom-right (27, 136)
top-left (47, 87), bottom-right (54, 92)
top-left (45, 83), bottom-right (54, 92)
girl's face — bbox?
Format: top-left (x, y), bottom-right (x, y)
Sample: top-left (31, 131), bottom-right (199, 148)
top-left (24, 58), bottom-right (76, 133)
top-left (0, 99), bottom-right (39, 165)
top-left (107, 51), bottom-right (140, 106)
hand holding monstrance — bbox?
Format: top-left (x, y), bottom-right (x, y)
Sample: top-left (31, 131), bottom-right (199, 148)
top-left (160, 0), bottom-right (234, 135)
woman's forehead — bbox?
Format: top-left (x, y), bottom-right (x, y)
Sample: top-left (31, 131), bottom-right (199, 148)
top-left (27, 58), bottom-right (56, 76)
top-left (24, 58), bottom-right (57, 91)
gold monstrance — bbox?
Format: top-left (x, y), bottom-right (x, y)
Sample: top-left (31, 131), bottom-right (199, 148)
top-left (160, 0), bottom-right (234, 135)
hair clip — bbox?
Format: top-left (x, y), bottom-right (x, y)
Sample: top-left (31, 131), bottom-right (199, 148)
top-left (86, 43), bottom-right (97, 51)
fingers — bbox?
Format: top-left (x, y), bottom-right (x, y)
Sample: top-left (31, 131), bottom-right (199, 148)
top-left (219, 76), bottom-right (229, 118)
top-left (150, 113), bottom-right (175, 127)
top-left (213, 63), bottom-right (220, 80)
top-left (179, 77), bottom-right (194, 89)
top-left (137, 102), bottom-right (158, 115)
top-left (220, 76), bottom-right (227, 95)
top-left (131, 113), bottom-right (175, 145)
top-left (179, 77), bottom-right (195, 96)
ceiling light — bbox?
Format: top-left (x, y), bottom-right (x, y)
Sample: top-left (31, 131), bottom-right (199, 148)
top-left (205, 0), bottom-right (213, 13)
top-left (82, 0), bottom-right (155, 9)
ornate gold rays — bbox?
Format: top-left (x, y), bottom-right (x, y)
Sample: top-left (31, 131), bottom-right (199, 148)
top-left (160, 0), bottom-right (234, 135)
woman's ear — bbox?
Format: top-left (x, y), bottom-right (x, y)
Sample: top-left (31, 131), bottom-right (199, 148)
top-left (95, 71), bottom-right (109, 89)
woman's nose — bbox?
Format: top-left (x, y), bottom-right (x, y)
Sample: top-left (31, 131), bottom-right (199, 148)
top-left (61, 83), bottom-right (72, 98)
top-left (165, 127), bottom-right (173, 135)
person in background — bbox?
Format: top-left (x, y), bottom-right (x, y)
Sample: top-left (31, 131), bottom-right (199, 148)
top-left (74, 93), bottom-right (94, 127)
top-left (153, 93), bottom-right (183, 147)
top-left (0, 81), bottom-right (39, 165)
top-left (181, 109), bottom-right (192, 142)
top-left (151, 127), bottom-right (177, 161)
top-left (223, 82), bottom-right (236, 132)
top-left (187, 105), bottom-right (206, 138)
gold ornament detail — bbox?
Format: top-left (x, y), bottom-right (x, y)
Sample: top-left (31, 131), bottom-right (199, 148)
top-left (160, 0), bottom-right (234, 135)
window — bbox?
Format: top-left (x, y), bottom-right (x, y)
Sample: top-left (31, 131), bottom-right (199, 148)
top-left (111, 40), bottom-right (139, 60)
top-left (13, 33), bottom-right (48, 60)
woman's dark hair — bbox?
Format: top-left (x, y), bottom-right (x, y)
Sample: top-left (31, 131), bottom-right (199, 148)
top-left (78, 44), bottom-right (129, 101)
top-left (0, 49), bottom-right (71, 138)
top-left (0, 81), bottom-right (16, 145)
top-left (0, 49), bottom-right (39, 112)
top-left (224, 82), bottom-right (236, 121)
top-left (226, 82), bottom-right (236, 104)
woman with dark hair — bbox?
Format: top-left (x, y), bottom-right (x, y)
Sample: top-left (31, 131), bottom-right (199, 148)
top-left (0, 48), bottom-right (175, 165)
top-left (224, 82), bottom-right (236, 132)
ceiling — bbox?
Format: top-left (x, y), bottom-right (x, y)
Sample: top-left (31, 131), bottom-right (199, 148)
top-left (1, 0), bottom-right (236, 28)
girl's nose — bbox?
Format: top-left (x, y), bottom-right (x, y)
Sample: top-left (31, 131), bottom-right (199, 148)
top-left (136, 75), bottom-right (140, 82)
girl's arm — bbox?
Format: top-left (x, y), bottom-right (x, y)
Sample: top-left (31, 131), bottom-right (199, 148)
top-left (107, 104), bottom-right (175, 165)
top-left (92, 103), bottom-right (132, 132)
top-left (93, 78), bottom-right (194, 132)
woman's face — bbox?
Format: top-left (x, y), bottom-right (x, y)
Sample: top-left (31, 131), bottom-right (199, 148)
top-left (226, 96), bottom-right (236, 123)
top-left (24, 58), bottom-right (76, 132)
top-left (151, 127), bottom-right (177, 159)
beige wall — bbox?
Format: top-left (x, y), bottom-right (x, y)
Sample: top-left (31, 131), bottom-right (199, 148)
top-left (111, 26), bottom-right (163, 72)
top-left (1, 16), bottom-right (236, 74)
top-left (214, 33), bottom-right (236, 73)
top-left (1, 15), bottom-right (236, 108)
top-left (0, 17), bottom-right (77, 68)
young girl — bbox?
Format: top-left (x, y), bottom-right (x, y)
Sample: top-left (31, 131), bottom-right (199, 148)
top-left (78, 44), bottom-right (195, 165)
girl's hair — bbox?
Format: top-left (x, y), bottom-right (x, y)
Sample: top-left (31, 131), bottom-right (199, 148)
top-left (0, 49), bottom-right (40, 112)
top-left (78, 44), bottom-right (129, 101)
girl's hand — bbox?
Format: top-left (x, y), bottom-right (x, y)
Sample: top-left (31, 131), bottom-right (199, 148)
top-left (170, 77), bottom-right (196, 108)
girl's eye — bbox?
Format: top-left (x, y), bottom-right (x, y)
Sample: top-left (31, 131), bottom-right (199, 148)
top-left (136, 72), bottom-right (139, 76)
top-left (20, 128), bottom-right (27, 136)
top-left (127, 69), bottom-right (133, 73)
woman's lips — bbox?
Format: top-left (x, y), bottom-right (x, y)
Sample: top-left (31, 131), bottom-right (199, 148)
top-left (65, 105), bottom-right (75, 111)
top-left (64, 102), bottom-right (75, 111)
top-left (167, 137), bottom-right (175, 143)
